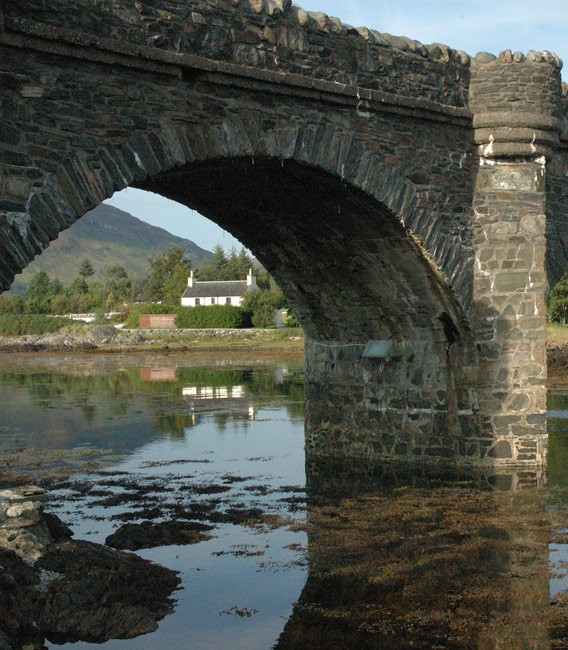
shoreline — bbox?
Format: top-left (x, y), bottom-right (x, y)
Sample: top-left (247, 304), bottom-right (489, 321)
top-left (3, 324), bottom-right (568, 384)
top-left (0, 324), bottom-right (305, 357)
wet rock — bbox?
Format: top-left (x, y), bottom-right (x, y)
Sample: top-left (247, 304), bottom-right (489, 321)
top-left (0, 485), bottom-right (181, 649)
top-left (36, 540), bottom-right (180, 644)
top-left (106, 519), bottom-right (215, 551)
top-left (0, 538), bottom-right (181, 648)
top-left (209, 506), bottom-right (266, 526)
top-left (42, 513), bottom-right (73, 542)
top-left (0, 546), bottom-right (43, 650)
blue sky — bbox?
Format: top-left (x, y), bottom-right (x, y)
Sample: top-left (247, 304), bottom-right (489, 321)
top-left (105, 0), bottom-right (568, 252)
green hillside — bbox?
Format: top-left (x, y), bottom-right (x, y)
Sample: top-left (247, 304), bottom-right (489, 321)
top-left (9, 203), bottom-right (211, 293)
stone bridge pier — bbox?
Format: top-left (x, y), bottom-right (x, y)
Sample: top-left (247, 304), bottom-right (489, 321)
top-left (307, 55), bottom-right (559, 470)
top-left (2, 1), bottom-right (568, 469)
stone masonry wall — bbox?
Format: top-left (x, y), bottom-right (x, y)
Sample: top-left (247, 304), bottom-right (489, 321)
top-left (0, 40), bottom-right (475, 314)
top-left (305, 336), bottom-right (480, 465)
top-left (5, 0), bottom-right (470, 106)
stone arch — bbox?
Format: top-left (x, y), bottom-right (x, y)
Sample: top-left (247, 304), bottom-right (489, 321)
top-left (2, 113), bottom-right (483, 465)
top-left (5, 115), bottom-right (471, 348)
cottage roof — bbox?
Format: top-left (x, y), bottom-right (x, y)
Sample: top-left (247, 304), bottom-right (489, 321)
top-left (181, 280), bottom-right (248, 299)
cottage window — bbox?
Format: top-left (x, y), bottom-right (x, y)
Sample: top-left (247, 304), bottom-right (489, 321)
top-left (211, 297), bottom-right (216, 304)
top-left (226, 297), bottom-right (231, 305)
top-left (195, 298), bottom-right (200, 305)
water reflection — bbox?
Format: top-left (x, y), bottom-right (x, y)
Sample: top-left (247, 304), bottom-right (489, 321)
top-left (2, 357), bottom-right (568, 648)
top-left (140, 367), bottom-right (177, 382)
top-left (278, 462), bottom-right (553, 649)
top-left (0, 355), bottom-right (304, 453)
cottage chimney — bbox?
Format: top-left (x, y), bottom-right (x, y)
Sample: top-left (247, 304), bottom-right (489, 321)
top-left (247, 268), bottom-right (256, 289)
top-left (188, 270), bottom-right (194, 287)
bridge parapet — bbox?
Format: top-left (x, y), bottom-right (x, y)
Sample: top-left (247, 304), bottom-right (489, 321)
top-left (6, 0), bottom-right (470, 107)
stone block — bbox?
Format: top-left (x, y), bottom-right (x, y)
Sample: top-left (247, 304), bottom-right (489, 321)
top-left (494, 271), bottom-right (529, 292)
top-left (487, 440), bottom-right (512, 459)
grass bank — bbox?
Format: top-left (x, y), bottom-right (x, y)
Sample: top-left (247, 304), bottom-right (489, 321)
top-left (128, 327), bottom-right (304, 353)
top-left (548, 322), bottom-right (568, 345)
top-left (0, 324), bottom-right (305, 356)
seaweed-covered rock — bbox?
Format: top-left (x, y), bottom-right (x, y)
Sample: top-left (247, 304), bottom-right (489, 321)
top-left (36, 539), bottom-right (180, 644)
top-left (106, 519), bottom-right (214, 550)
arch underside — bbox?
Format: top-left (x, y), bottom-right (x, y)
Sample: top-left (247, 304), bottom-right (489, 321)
top-left (138, 157), bottom-right (468, 345)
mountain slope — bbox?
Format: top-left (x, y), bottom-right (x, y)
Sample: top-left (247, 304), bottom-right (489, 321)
top-left (9, 203), bottom-right (211, 293)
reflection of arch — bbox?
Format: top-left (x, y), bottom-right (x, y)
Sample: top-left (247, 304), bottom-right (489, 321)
top-left (19, 118), bottom-right (469, 344)
top-left (276, 465), bottom-right (550, 649)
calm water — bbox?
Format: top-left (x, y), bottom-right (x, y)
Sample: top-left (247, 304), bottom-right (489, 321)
top-left (3, 354), bottom-right (568, 648)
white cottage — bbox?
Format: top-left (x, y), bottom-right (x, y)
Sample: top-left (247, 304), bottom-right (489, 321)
top-left (181, 269), bottom-right (257, 306)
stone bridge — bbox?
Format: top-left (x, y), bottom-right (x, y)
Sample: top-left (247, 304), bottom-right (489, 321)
top-left (2, 0), bottom-right (568, 468)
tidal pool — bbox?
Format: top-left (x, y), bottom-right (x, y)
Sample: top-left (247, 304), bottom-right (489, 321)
top-left (2, 354), bottom-right (568, 648)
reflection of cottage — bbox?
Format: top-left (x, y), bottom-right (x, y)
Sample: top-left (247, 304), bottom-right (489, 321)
top-left (182, 385), bottom-right (245, 399)
top-left (182, 384), bottom-right (256, 420)
top-left (181, 269), bottom-right (256, 306)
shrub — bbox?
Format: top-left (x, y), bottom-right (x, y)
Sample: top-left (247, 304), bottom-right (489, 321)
top-left (251, 303), bottom-right (277, 328)
top-left (175, 305), bottom-right (252, 329)
top-left (0, 314), bottom-right (74, 335)
top-left (549, 271), bottom-right (568, 324)
top-left (285, 308), bottom-right (300, 327)
top-left (92, 308), bottom-right (108, 324)
top-left (241, 288), bottom-right (286, 328)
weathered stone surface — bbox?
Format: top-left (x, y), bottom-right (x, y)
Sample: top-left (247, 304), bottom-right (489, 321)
top-left (488, 441), bottom-right (513, 459)
top-left (475, 52), bottom-right (497, 63)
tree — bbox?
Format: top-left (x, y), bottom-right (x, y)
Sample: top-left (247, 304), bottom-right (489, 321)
top-left (69, 276), bottom-right (89, 296)
top-left (50, 277), bottom-right (64, 296)
top-left (197, 244), bottom-right (228, 281)
top-left (0, 294), bottom-right (25, 314)
top-left (26, 271), bottom-right (52, 313)
top-left (237, 247), bottom-right (254, 277)
top-left (225, 246), bottom-right (241, 281)
top-left (105, 265), bottom-right (132, 308)
top-left (197, 245), bottom-right (256, 281)
top-left (144, 247), bottom-right (192, 306)
top-left (51, 292), bottom-right (71, 315)
top-left (78, 258), bottom-right (95, 281)
top-left (549, 271), bottom-right (568, 324)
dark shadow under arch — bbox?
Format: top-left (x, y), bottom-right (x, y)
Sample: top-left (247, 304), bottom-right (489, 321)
top-left (137, 156), bottom-right (470, 344)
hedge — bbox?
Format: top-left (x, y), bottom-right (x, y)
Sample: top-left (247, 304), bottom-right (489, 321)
top-left (175, 305), bottom-right (252, 329)
top-left (0, 314), bottom-right (75, 335)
